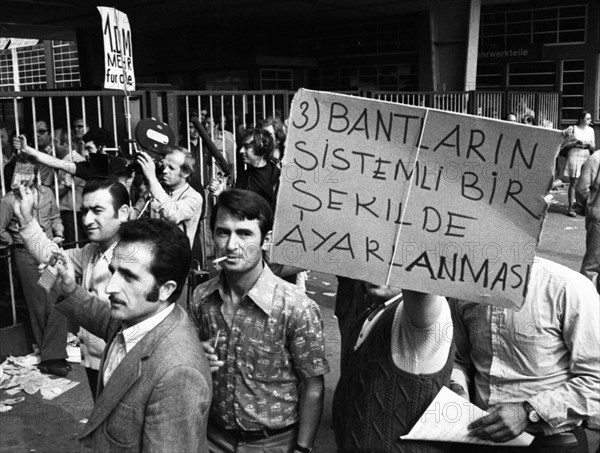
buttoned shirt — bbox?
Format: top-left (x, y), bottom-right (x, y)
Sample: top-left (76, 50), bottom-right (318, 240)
top-left (451, 258), bottom-right (600, 435)
top-left (133, 182), bottom-right (202, 247)
top-left (188, 264), bottom-right (329, 431)
top-left (102, 304), bottom-right (174, 386)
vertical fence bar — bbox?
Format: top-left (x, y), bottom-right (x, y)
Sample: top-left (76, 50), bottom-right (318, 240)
top-left (111, 96), bottom-right (118, 146)
top-left (185, 96), bottom-right (191, 151)
top-left (65, 97), bottom-right (79, 244)
top-left (231, 94), bottom-right (237, 184)
top-left (47, 97), bottom-right (60, 204)
top-left (242, 94), bottom-right (247, 129)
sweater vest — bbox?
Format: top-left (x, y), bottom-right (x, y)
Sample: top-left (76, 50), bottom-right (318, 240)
top-left (332, 300), bottom-right (455, 453)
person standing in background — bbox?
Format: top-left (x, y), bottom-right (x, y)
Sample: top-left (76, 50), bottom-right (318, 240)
top-left (563, 110), bottom-right (595, 217)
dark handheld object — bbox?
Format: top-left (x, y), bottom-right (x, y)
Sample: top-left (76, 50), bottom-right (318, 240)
top-left (88, 118), bottom-right (174, 179)
top-left (189, 116), bottom-right (231, 176)
top-left (135, 118), bottom-right (174, 155)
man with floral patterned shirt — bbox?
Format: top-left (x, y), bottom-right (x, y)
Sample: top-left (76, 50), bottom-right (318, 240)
top-left (188, 189), bottom-right (329, 453)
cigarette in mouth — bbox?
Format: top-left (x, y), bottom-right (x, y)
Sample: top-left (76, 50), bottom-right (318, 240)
top-left (212, 256), bottom-right (227, 264)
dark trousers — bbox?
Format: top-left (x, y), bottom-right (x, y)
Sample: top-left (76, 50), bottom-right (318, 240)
top-left (14, 248), bottom-right (68, 361)
top-left (454, 426), bottom-right (588, 453)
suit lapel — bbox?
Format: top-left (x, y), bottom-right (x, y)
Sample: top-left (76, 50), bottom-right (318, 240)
top-left (80, 305), bottom-right (183, 438)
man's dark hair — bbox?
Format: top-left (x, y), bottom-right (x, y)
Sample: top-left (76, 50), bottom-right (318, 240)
top-left (258, 117), bottom-right (287, 162)
top-left (239, 128), bottom-right (274, 158)
top-left (82, 178), bottom-right (130, 214)
top-left (210, 189), bottom-right (273, 241)
top-left (521, 114), bottom-right (536, 126)
top-left (118, 218), bottom-right (191, 303)
top-left (82, 127), bottom-right (114, 148)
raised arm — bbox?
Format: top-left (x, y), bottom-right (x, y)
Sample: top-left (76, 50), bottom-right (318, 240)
top-left (137, 151), bottom-right (202, 224)
top-left (13, 136), bottom-right (77, 175)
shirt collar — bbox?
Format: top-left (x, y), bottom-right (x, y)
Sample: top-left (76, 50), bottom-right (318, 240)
top-left (168, 183), bottom-right (189, 197)
top-left (93, 240), bottom-right (118, 263)
top-left (120, 303), bottom-right (175, 353)
top-left (210, 264), bottom-right (279, 318)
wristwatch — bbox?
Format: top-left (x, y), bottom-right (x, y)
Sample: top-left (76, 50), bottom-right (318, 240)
top-left (523, 401), bottom-right (541, 423)
top-left (294, 444), bottom-right (313, 453)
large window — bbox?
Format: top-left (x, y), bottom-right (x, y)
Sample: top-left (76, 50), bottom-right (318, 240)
top-left (481, 5), bottom-right (587, 47)
top-left (476, 63), bottom-right (503, 89)
top-left (0, 40), bottom-right (81, 91)
top-left (53, 41), bottom-right (81, 88)
top-left (300, 18), bottom-right (419, 92)
top-left (260, 69), bottom-right (293, 90)
top-left (16, 44), bottom-right (47, 90)
top-left (508, 61), bottom-right (556, 89)
top-left (561, 59), bottom-right (585, 122)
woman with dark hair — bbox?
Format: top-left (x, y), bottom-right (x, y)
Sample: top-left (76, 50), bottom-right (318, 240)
top-left (562, 110), bottom-right (595, 217)
top-left (258, 117), bottom-right (287, 167)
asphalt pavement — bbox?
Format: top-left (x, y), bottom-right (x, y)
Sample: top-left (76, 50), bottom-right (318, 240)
top-left (0, 183), bottom-right (594, 453)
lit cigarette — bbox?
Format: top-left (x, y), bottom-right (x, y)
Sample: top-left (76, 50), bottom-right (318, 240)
top-left (213, 330), bottom-right (221, 349)
top-left (212, 256), bottom-right (227, 265)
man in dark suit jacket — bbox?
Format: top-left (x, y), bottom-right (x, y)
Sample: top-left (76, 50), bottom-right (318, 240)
top-left (12, 185), bottom-right (212, 452)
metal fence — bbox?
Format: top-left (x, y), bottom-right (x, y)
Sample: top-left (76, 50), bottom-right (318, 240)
top-left (0, 87), bottom-right (561, 328)
top-left (370, 90), bottom-right (561, 127)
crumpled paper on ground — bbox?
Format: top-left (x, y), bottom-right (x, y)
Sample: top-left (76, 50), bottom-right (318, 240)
top-left (0, 355), bottom-right (79, 400)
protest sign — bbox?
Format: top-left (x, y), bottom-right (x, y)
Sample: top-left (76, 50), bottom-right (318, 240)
top-left (272, 89), bottom-right (563, 308)
top-left (97, 7), bottom-right (136, 91)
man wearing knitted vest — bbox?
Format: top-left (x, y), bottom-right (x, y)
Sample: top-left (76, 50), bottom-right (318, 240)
top-left (333, 284), bottom-right (454, 453)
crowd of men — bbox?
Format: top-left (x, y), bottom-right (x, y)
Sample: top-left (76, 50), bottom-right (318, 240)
top-left (0, 113), bottom-right (598, 453)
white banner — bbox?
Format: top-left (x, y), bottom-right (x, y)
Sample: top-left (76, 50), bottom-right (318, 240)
top-left (97, 6), bottom-right (136, 91)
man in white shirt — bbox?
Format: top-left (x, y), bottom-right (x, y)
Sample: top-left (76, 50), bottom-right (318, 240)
top-left (132, 146), bottom-right (203, 249)
top-left (450, 258), bottom-right (600, 452)
top-left (16, 178), bottom-right (130, 395)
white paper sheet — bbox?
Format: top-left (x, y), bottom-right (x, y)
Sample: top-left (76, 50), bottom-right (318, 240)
top-left (400, 386), bottom-right (534, 446)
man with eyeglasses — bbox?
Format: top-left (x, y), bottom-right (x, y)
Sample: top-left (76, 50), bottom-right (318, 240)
top-left (33, 120), bottom-right (58, 187)
top-left (72, 118), bottom-right (89, 153)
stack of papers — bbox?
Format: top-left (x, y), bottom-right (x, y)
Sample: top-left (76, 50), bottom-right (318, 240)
top-left (401, 386), bottom-right (534, 446)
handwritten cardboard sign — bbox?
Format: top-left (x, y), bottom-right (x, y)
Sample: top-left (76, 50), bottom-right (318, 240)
top-left (98, 7), bottom-right (136, 91)
top-left (272, 89), bottom-right (562, 308)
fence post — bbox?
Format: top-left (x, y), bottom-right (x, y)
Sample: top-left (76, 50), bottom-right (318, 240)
top-left (146, 90), bottom-right (162, 119)
top-left (166, 91), bottom-right (179, 145)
